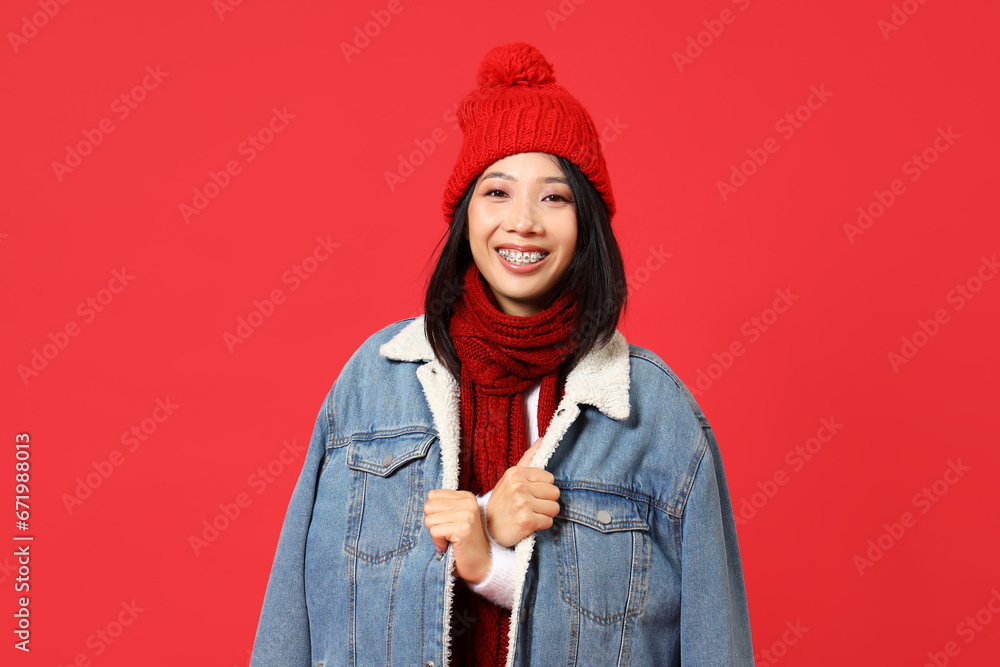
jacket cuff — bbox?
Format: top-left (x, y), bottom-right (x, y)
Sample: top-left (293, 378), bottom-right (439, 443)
top-left (468, 490), bottom-right (516, 609)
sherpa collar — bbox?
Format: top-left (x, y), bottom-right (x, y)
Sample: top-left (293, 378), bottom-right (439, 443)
top-left (378, 314), bottom-right (631, 421)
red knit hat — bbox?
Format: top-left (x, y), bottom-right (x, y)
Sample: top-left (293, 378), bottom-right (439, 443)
top-left (442, 42), bottom-right (616, 223)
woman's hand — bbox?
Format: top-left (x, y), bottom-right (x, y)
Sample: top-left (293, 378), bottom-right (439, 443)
top-left (486, 438), bottom-right (561, 548)
top-left (423, 490), bottom-right (491, 584)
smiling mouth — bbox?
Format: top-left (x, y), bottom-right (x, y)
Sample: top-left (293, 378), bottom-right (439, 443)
top-left (497, 248), bottom-right (549, 265)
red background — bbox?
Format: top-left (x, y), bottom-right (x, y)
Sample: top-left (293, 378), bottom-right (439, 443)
top-left (2, 0), bottom-right (998, 664)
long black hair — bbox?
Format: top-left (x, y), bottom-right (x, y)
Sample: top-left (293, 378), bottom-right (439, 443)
top-left (423, 154), bottom-right (628, 382)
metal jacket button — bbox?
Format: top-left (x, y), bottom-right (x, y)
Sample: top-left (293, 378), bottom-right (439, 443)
top-left (597, 510), bottom-right (612, 524)
top-left (382, 454), bottom-right (394, 467)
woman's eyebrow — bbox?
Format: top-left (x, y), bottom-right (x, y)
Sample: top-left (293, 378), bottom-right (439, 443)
top-left (481, 172), bottom-right (570, 185)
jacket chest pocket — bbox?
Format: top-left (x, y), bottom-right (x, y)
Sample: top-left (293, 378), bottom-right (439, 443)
top-left (552, 487), bottom-right (651, 625)
top-left (343, 430), bottom-right (435, 564)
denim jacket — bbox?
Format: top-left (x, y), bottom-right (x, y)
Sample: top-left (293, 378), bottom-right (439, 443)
top-left (250, 315), bottom-right (752, 666)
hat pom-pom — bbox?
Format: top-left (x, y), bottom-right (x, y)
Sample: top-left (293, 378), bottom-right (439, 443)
top-left (477, 42), bottom-right (556, 87)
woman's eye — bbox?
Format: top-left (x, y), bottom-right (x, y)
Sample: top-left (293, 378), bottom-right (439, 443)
top-left (482, 189), bottom-right (572, 202)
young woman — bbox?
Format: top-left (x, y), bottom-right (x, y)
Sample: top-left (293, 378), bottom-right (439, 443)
top-left (250, 43), bottom-right (752, 666)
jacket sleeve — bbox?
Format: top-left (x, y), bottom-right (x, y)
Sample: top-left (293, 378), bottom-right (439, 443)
top-left (679, 433), bottom-right (754, 665)
top-left (249, 386), bottom-right (333, 666)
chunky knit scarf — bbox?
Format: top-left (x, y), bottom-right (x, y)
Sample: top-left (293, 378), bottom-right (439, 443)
top-left (447, 262), bottom-right (578, 666)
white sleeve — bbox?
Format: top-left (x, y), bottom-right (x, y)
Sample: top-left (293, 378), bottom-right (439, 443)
top-left (467, 490), bottom-right (517, 609)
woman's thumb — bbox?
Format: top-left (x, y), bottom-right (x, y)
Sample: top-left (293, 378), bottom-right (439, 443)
top-left (517, 438), bottom-right (543, 467)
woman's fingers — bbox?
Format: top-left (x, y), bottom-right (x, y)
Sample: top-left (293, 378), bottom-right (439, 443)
top-left (423, 491), bottom-right (481, 539)
top-left (510, 478), bottom-right (560, 501)
top-left (487, 462), bottom-right (562, 547)
top-left (424, 489), bottom-right (478, 517)
top-left (505, 497), bottom-right (561, 529)
top-left (499, 483), bottom-right (559, 517)
top-left (527, 497), bottom-right (561, 518)
top-left (427, 532), bottom-right (449, 553)
top-left (515, 437), bottom-right (544, 466)
top-left (504, 466), bottom-right (556, 489)
top-left (422, 508), bottom-right (451, 553)
top-left (425, 517), bottom-right (472, 550)
top-left (424, 491), bottom-right (477, 521)
top-left (422, 490), bottom-right (491, 582)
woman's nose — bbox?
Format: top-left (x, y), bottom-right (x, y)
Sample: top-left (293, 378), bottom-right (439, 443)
top-left (507, 194), bottom-right (540, 234)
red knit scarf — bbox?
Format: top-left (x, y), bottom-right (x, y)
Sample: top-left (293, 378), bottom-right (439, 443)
top-left (447, 262), bottom-right (578, 666)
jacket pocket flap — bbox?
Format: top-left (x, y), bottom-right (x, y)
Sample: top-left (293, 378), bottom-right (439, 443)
top-left (558, 487), bottom-right (650, 534)
top-left (345, 430), bottom-right (435, 477)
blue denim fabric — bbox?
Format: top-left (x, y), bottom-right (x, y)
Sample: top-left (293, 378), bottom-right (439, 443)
top-left (249, 317), bottom-right (752, 666)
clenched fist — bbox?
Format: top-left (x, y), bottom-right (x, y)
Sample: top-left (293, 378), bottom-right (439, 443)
top-left (423, 490), bottom-right (491, 584)
top-left (486, 438), bottom-right (561, 548)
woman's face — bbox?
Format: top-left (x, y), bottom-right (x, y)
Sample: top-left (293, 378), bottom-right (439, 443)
top-left (463, 152), bottom-right (577, 317)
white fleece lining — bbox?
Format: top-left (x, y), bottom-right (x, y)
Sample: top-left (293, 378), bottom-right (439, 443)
top-left (379, 314), bottom-right (633, 666)
top-left (414, 358), bottom-right (461, 666)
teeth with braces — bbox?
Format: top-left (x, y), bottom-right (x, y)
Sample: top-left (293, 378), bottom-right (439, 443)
top-left (498, 248), bottom-right (548, 265)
